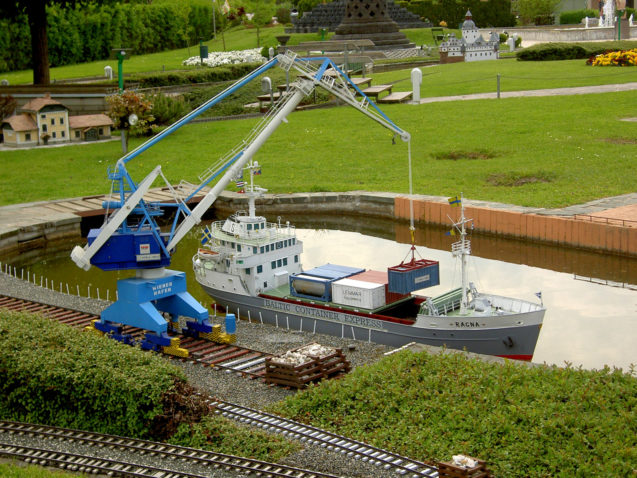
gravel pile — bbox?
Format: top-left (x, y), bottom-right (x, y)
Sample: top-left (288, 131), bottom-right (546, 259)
top-left (0, 271), bottom-right (409, 478)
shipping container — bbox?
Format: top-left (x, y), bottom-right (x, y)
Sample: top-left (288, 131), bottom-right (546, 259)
top-left (388, 259), bottom-right (440, 294)
top-left (350, 270), bottom-right (388, 284)
top-left (332, 278), bottom-right (386, 310)
top-left (350, 270), bottom-right (409, 304)
top-left (304, 263), bottom-right (365, 280)
top-left (290, 273), bottom-right (333, 301)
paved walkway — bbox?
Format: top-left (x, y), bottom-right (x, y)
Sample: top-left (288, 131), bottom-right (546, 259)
top-left (419, 81), bottom-right (637, 103)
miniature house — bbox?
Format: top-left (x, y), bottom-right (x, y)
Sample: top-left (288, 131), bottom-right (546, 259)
top-left (439, 11), bottom-right (499, 64)
top-left (1, 93), bottom-right (113, 147)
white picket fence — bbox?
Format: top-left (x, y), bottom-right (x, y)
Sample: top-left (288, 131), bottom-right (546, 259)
top-left (1, 260), bottom-right (115, 301)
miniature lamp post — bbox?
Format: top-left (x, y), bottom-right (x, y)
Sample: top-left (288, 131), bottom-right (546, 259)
top-left (115, 49), bottom-right (127, 153)
top-left (115, 49), bottom-right (126, 93)
top-left (411, 68), bottom-right (422, 104)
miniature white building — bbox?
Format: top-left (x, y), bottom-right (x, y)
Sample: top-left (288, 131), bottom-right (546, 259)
top-left (439, 11), bottom-right (499, 64)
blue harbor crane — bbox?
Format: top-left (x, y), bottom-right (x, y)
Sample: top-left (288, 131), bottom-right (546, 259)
top-left (71, 51), bottom-right (410, 356)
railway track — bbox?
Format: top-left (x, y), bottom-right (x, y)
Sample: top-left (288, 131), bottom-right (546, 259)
top-left (0, 294), bottom-right (271, 377)
top-left (209, 399), bottom-right (439, 478)
top-left (0, 420), bottom-right (340, 478)
top-left (0, 293), bottom-right (440, 477)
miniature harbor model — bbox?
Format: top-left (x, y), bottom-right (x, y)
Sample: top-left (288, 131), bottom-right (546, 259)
top-left (69, 50), bottom-right (412, 356)
top-left (194, 172), bottom-right (546, 360)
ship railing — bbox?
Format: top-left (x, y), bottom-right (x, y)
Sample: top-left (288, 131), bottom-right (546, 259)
top-left (451, 239), bottom-right (471, 257)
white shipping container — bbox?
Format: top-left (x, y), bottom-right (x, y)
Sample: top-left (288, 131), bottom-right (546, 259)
top-left (332, 278), bottom-right (386, 309)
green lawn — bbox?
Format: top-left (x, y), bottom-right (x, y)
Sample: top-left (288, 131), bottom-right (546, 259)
top-left (0, 462), bottom-right (86, 478)
top-left (1, 90), bottom-right (635, 209)
top-left (1, 26), bottom-right (453, 85)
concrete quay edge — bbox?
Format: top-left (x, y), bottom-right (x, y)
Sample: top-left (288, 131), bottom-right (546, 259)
top-left (0, 190), bottom-right (635, 258)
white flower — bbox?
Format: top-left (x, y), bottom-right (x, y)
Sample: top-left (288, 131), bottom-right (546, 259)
top-left (182, 48), bottom-right (265, 67)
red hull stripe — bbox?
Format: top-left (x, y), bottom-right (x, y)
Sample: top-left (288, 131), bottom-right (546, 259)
top-left (498, 354), bottom-right (533, 361)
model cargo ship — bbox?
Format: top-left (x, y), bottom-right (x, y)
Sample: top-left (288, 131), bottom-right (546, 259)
top-left (193, 166), bottom-right (545, 360)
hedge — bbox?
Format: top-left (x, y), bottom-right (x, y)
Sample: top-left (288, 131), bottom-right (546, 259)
top-left (0, 1), bottom-right (216, 73)
top-left (0, 310), bottom-right (185, 438)
top-left (124, 62), bottom-right (264, 88)
top-left (276, 349), bottom-right (637, 477)
top-left (516, 40), bottom-right (637, 60)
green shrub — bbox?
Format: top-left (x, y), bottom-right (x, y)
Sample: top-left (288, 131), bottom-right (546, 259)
top-left (516, 42), bottom-right (588, 60)
top-left (276, 349), bottom-right (637, 477)
top-left (559, 9), bottom-right (599, 24)
top-left (517, 40), bottom-right (637, 61)
top-left (0, 310), bottom-right (183, 438)
top-left (124, 62), bottom-right (263, 88)
top-left (148, 93), bottom-right (190, 126)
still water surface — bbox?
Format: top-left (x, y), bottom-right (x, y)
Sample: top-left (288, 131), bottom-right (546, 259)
top-left (4, 215), bottom-right (636, 373)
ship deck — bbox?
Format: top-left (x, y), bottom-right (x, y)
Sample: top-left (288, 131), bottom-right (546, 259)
top-left (261, 284), bottom-right (421, 322)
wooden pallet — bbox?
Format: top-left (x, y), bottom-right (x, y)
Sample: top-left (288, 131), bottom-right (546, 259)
top-left (264, 343), bottom-right (351, 389)
top-left (438, 457), bottom-right (492, 478)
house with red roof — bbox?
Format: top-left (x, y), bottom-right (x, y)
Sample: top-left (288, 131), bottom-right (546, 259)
top-left (2, 93), bottom-right (113, 147)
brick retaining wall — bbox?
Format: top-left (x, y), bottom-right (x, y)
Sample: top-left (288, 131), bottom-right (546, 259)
top-left (395, 196), bottom-right (636, 257)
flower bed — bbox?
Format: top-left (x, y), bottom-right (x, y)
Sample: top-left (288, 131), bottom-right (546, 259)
top-left (587, 48), bottom-right (637, 66)
top-left (183, 48), bottom-right (265, 67)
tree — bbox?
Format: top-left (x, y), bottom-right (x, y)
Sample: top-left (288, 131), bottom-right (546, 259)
top-left (250, 0), bottom-right (274, 48)
top-left (107, 90), bottom-right (154, 153)
top-left (514, 0), bottom-right (561, 24)
top-left (0, 1), bottom-right (112, 85)
top-left (0, 95), bottom-right (18, 120)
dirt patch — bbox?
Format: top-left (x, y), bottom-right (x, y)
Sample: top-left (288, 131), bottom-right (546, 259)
top-left (433, 150), bottom-right (496, 160)
top-left (486, 173), bottom-right (552, 187)
top-left (602, 137), bottom-right (637, 144)
top-left (148, 379), bottom-right (214, 440)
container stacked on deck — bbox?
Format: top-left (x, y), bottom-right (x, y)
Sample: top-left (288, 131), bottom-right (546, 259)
top-left (289, 264), bottom-right (364, 301)
top-left (290, 262), bottom-right (440, 309)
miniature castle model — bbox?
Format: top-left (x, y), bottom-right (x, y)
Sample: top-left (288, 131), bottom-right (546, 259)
top-left (1, 93), bottom-right (113, 147)
top-left (438, 11), bottom-right (499, 64)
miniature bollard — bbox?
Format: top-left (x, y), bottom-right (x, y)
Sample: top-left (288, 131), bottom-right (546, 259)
top-left (411, 68), bottom-right (422, 104)
top-left (225, 313), bottom-right (237, 334)
top-left (506, 37), bottom-right (515, 52)
top-left (261, 76), bottom-right (273, 108)
top-left (104, 65), bottom-right (113, 80)
top-left (268, 47), bottom-right (275, 59)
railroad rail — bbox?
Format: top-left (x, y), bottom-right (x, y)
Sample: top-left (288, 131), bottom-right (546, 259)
top-left (209, 399), bottom-right (439, 478)
top-left (0, 294), bottom-right (440, 477)
top-left (0, 420), bottom-right (339, 478)
top-left (0, 294), bottom-right (271, 377)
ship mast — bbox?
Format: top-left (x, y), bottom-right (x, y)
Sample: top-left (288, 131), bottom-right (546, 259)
top-left (451, 194), bottom-right (472, 314)
top-left (245, 161), bottom-right (265, 218)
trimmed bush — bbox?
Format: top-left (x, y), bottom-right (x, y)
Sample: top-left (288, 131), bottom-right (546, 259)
top-left (0, 310), bottom-right (185, 438)
top-left (517, 42), bottom-right (589, 61)
top-left (124, 63), bottom-right (263, 88)
top-left (517, 40), bottom-right (637, 61)
top-left (559, 9), bottom-right (599, 25)
top-left (276, 349), bottom-right (637, 477)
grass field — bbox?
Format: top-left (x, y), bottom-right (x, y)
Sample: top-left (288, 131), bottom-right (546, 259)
top-left (1, 89), bottom-right (635, 209)
top-left (1, 26), bottom-right (451, 85)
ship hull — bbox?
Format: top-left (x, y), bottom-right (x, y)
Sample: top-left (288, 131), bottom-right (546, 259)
top-left (200, 285), bottom-right (543, 360)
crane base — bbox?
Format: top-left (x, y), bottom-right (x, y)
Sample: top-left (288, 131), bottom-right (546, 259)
top-left (100, 269), bottom-right (209, 335)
